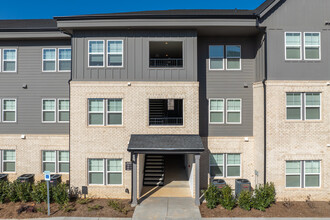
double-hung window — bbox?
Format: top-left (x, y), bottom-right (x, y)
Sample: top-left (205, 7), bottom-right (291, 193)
top-left (3, 49), bottom-right (17, 72)
top-left (88, 158), bottom-right (123, 185)
top-left (304, 160), bottom-right (320, 188)
top-left (210, 153), bottom-right (241, 178)
top-left (1, 150), bottom-right (16, 172)
top-left (107, 40), bottom-right (123, 67)
top-left (42, 150), bottom-right (69, 173)
top-left (226, 46), bottom-right (241, 70)
top-left (58, 99), bottom-right (69, 122)
top-left (305, 93), bottom-right (321, 120)
top-left (286, 161), bottom-right (301, 188)
top-left (286, 92), bottom-right (321, 120)
top-left (42, 49), bottom-right (56, 72)
top-left (88, 98), bottom-right (123, 126)
top-left (89, 41), bottom-right (104, 67)
top-left (209, 45), bottom-right (224, 70)
top-left (285, 32), bottom-right (301, 60)
top-left (286, 93), bottom-right (302, 120)
top-left (286, 160), bottom-right (320, 188)
top-left (226, 99), bottom-right (241, 124)
top-left (42, 99), bottom-right (56, 123)
top-left (107, 99), bottom-right (122, 125)
top-left (209, 99), bottom-right (224, 124)
top-left (88, 99), bottom-right (104, 125)
top-left (58, 48), bottom-right (71, 71)
top-left (2, 99), bottom-right (16, 122)
top-left (304, 33), bottom-right (321, 60)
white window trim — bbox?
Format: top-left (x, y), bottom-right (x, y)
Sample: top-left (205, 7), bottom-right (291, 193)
top-left (286, 93), bottom-right (303, 121)
top-left (304, 93), bottom-right (321, 121)
top-left (88, 40), bottom-right (105, 68)
top-left (304, 160), bottom-right (321, 188)
top-left (88, 98), bottom-right (105, 126)
top-left (58, 151), bottom-right (69, 174)
top-left (58, 98), bottom-right (70, 123)
top-left (106, 99), bottom-right (123, 126)
top-left (209, 153), bottom-right (224, 178)
top-left (107, 40), bottom-right (124, 68)
top-left (42, 150), bottom-right (56, 174)
top-left (209, 98), bottom-right (224, 124)
top-left (42, 150), bottom-right (69, 174)
top-left (226, 153), bottom-right (241, 178)
top-left (2, 150), bottom-right (16, 173)
top-left (106, 159), bottom-right (123, 186)
top-left (42, 48), bottom-right (57, 72)
top-left (304, 32), bottom-right (321, 61)
top-left (225, 45), bottom-right (241, 71)
top-left (88, 159), bottom-right (105, 185)
top-left (42, 99), bottom-right (56, 123)
top-left (2, 98), bottom-right (17, 123)
top-left (58, 48), bottom-right (71, 72)
top-left (226, 98), bottom-right (242, 124)
top-left (285, 161), bottom-right (302, 188)
top-left (285, 32), bottom-right (302, 61)
top-left (208, 45), bottom-right (224, 71)
top-left (2, 49), bottom-right (17, 72)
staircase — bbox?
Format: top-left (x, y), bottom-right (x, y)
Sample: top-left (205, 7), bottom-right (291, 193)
top-left (143, 155), bottom-right (165, 186)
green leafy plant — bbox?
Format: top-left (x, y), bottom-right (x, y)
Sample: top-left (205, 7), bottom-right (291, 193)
top-left (237, 190), bottom-right (253, 211)
top-left (219, 185), bottom-right (236, 210)
top-left (31, 182), bottom-right (48, 203)
top-left (108, 199), bottom-right (129, 215)
top-left (88, 204), bottom-right (103, 211)
top-left (36, 206), bottom-right (48, 214)
top-left (203, 184), bottom-right (221, 209)
top-left (52, 183), bottom-right (69, 205)
top-left (252, 182), bottom-right (276, 211)
top-left (61, 203), bottom-right (77, 212)
top-left (16, 182), bottom-right (32, 202)
top-left (77, 197), bottom-right (93, 205)
top-left (7, 181), bottom-right (20, 202)
top-left (0, 181), bottom-right (9, 203)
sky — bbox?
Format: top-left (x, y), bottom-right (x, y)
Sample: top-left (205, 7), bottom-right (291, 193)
top-left (0, 0), bottom-right (266, 19)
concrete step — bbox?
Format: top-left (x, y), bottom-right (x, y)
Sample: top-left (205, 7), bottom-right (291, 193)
top-left (145, 162), bottom-right (164, 166)
top-left (144, 177), bottom-right (164, 181)
top-left (144, 173), bottom-right (164, 177)
top-left (146, 159), bottom-right (164, 162)
top-left (145, 165), bottom-right (164, 169)
top-left (146, 155), bottom-right (164, 158)
top-left (143, 181), bottom-right (164, 186)
top-left (144, 169), bottom-right (164, 173)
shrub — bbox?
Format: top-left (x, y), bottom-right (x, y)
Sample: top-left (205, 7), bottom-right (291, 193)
top-left (237, 190), bottom-right (253, 211)
top-left (219, 185), bottom-right (236, 210)
top-left (16, 182), bottom-right (32, 202)
top-left (108, 199), bottom-right (129, 215)
top-left (31, 182), bottom-right (48, 203)
top-left (252, 182), bottom-right (276, 211)
top-left (0, 181), bottom-right (9, 203)
top-left (203, 184), bottom-right (221, 209)
top-left (88, 204), bottom-right (103, 211)
top-left (52, 183), bottom-right (69, 205)
top-left (7, 182), bottom-right (19, 202)
top-left (77, 197), bottom-right (93, 205)
top-left (61, 203), bottom-right (76, 212)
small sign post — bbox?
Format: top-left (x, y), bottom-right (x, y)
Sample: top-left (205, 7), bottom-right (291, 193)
top-left (44, 171), bottom-right (51, 216)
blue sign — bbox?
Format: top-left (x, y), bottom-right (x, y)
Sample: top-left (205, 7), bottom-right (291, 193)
top-left (44, 171), bottom-right (51, 181)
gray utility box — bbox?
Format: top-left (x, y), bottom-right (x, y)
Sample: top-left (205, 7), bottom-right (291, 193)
top-left (235, 179), bottom-right (251, 196)
top-left (17, 174), bottom-right (35, 183)
top-left (0, 174), bottom-right (8, 181)
top-left (211, 179), bottom-right (226, 189)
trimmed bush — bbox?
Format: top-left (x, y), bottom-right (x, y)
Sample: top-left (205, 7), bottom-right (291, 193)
top-left (31, 182), bottom-right (48, 203)
top-left (7, 181), bottom-right (19, 202)
top-left (16, 182), bottom-right (32, 202)
top-left (0, 181), bottom-right (9, 203)
top-left (237, 190), bottom-right (253, 211)
top-left (219, 185), bottom-right (236, 210)
top-left (203, 184), bottom-right (221, 209)
top-left (252, 182), bottom-right (276, 211)
top-left (52, 183), bottom-right (69, 205)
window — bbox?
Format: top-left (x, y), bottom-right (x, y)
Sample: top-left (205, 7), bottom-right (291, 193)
top-left (209, 99), bottom-right (224, 124)
top-left (2, 99), bottom-right (16, 122)
top-left (304, 33), bottom-right (320, 60)
top-left (286, 160), bottom-right (320, 188)
top-left (58, 48), bottom-right (71, 72)
top-left (3, 49), bottom-right (17, 72)
top-left (286, 92), bottom-right (321, 121)
top-left (107, 99), bottom-right (122, 125)
top-left (58, 99), bottom-right (69, 122)
top-left (107, 40), bottom-right (123, 67)
top-left (149, 41), bottom-right (183, 68)
top-left (88, 41), bottom-right (104, 67)
top-left (285, 32), bottom-right (301, 60)
top-left (88, 99), bottom-right (104, 125)
top-left (42, 99), bottom-right (56, 123)
top-left (1, 150), bottom-right (16, 172)
top-left (149, 99), bottom-right (183, 126)
top-left (226, 99), bottom-right (241, 124)
top-left (88, 158), bottom-right (122, 185)
top-left (209, 153), bottom-right (240, 178)
top-left (42, 49), bottom-right (56, 72)
top-left (226, 46), bottom-right (241, 70)
top-left (209, 45), bottom-right (224, 70)
top-left (42, 150), bottom-right (69, 173)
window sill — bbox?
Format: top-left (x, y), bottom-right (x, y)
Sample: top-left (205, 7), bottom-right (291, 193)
top-left (285, 120), bottom-right (323, 123)
top-left (148, 125), bottom-right (184, 128)
top-left (88, 184), bottom-right (124, 188)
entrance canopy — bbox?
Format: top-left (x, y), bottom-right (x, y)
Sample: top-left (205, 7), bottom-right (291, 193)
top-left (127, 134), bottom-right (204, 154)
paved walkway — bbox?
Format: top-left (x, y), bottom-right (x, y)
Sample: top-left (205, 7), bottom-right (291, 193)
top-left (132, 197), bottom-right (201, 220)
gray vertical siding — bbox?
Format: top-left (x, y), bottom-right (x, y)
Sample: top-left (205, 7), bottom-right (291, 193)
top-left (198, 37), bottom-right (258, 137)
top-left (0, 40), bottom-right (70, 134)
top-left (72, 30), bottom-right (197, 81)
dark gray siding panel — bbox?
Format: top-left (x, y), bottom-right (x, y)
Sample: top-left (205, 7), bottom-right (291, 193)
top-left (0, 40), bottom-right (70, 134)
top-left (199, 37), bottom-right (256, 137)
top-left (72, 30), bottom-right (197, 81)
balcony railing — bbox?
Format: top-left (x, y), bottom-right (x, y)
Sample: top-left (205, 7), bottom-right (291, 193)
top-left (149, 58), bottom-right (183, 68)
top-left (149, 117), bottom-right (183, 126)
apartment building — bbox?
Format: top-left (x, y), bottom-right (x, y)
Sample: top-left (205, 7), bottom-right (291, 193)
top-left (0, 0), bottom-right (329, 205)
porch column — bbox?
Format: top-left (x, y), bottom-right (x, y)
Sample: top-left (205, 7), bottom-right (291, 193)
top-left (131, 153), bottom-right (138, 207)
top-left (194, 154), bottom-right (200, 206)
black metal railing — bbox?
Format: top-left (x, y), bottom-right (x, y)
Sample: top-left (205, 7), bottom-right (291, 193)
top-left (149, 117), bottom-right (183, 126)
top-left (149, 58), bottom-right (183, 68)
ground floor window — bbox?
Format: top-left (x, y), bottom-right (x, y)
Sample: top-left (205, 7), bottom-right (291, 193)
top-left (88, 158), bottom-right (122, 185)
top-left (0, 150), bottom-right (16, 172)
top-left (42, 150), bottom-right (69, 173)
top-left (209, 153), bottom-right (241, 178)
top-left (285, 160), bottom-right (320, 188)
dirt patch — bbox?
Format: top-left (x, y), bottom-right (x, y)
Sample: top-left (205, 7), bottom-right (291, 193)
top-left (200, 201), bottom-right (330, 218)
top-left (0, 199), bottom-right (134, 219)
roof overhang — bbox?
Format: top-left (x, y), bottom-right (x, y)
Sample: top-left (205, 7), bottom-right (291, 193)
top-left (0, 31), bottom-right (70, 40)
top-left (127, 134), bottom-right (205, 154)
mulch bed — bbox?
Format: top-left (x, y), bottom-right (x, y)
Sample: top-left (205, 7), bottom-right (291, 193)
top-left (200, 201), bottom-right (330, 218)
top-left (0, 199), bottom-right (134, 219)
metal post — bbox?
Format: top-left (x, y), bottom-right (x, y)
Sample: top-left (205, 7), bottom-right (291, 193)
top-left (195, 154), bottom-right (200, 206)
top-left (131, 153), bottom-right (138, 207)
top-left (47, 180), bottom-right (50, 216)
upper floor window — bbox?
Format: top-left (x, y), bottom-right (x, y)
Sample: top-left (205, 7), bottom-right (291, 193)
top-left (209, 45), bottom-right (241, 70)
top-left (58, 48), bottom-right (71, 72)
top-left (286, 92), bottom-right (321, 120)
top-left (304, 33), bottom-right (321, 60)
top-left (58, 99), bottom-right (70, 123)
top-left (43, 49), bottom-right (56, 72)
top-left (149, 41), bottom-right (183, 68)
top-left (107, 40), bottom-right (123, 67)
top-left (285, 32), bottom-right (301, 60)
top-left (42, 98), bottom-right (69, 123)
top-left (107, 99), bottom-right (123, 125)
top-left (0, 150), bottom-right (16, 173)
top-left (89, 40), bottom-right (104, 67)
top-left (88, 98), bottom-right (123, 126)
top-left (209, 46), bottom-right (224, 70)
top-left (209, 98), bottom-right (242, 125)
top-left (226, 99), bottom-right (241, 124)
top-left (226, 46), bottom-right (241, 70)
top-left (3, 49), bottom-right (17, 72)
top-left (209, 99), bottom-right (224, 124)
top-left (2, 99), bottom-right (16, 123)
